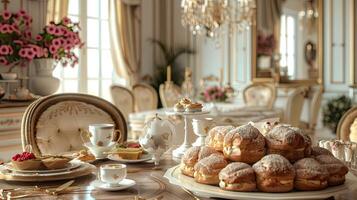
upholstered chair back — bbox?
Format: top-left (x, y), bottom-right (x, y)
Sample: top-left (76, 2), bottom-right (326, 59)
top-left (309, 86), bottom-right (323, 129)
top-left (284, 87), bottom-right (307, 127)
top-left (132, 83), bottom-right (158, 112)
top-left (21, 93), bottom-right (127, 156)
top-left (110, 85), bottom-right (134, 121)
top-left (337, 106), bottom-right (357, 142)
top-left (159, 83), bottom-right (182, 108)
top-left (243, 83), bottom-right (276, 109)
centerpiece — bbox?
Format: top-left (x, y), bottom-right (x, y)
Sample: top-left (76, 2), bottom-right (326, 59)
top-left (200, 85), bottom-right (229, 113)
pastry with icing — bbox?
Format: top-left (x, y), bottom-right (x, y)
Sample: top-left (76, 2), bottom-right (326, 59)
top-left (219, 162), bottom-right (256, 191)
top-left (194, 154), bottom-right (228, 185)
top-left (205, 126), bottom-right (235, 152)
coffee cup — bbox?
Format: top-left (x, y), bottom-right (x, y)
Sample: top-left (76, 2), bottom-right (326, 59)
top-left (99, 164), bottom-right (127, 186)
top-left (82, 124), bottom-right (121, 147)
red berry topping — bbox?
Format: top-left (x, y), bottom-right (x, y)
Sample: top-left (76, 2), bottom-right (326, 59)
top-left (127, 143), bottom-right (141, 148)
top-left (12, 152), bottom-right (36, 161)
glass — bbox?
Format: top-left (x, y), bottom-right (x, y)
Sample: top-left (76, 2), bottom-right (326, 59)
top-left (64, 80), bottom-right (79, 92)
top-left (87, 19), bottom-right (99, 48)
top-left (88, 80), bottom-right (99, 96)
top-left (87, 49), bottom-right (100, 78)
top-left (68, 0), bottom-right (79, 15)
top-left (101, 20), bottom-right (110, 49)
top-left (101, 0), bottom-right (109, 19)
top-left (101, 50), bottom-right (113, 79)
top-left (87, 0), bottom-right (99, 17)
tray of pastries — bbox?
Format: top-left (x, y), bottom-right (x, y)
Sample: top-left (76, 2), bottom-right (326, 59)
top-left (167, 98), bottom-right (208, 114)
top-left (0, 151), bottom-right (95, 182)
top-left (164, 123), bottom-right (356, 200)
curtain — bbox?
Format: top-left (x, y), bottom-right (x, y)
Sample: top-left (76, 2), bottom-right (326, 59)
top-left (109, 0), bottom-right (142, 86)
top-left (46, 0), bottom-right (69, 23)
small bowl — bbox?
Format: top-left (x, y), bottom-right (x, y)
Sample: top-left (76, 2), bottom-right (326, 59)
top-left (0, 72), bottom-right (17, 80)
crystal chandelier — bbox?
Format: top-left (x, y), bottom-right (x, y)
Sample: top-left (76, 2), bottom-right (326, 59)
top-left (181, 0), bottom-right (256, 38)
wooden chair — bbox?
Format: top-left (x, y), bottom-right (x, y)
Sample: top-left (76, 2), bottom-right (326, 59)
top-left (110, 85), bottom-right (135, 121)
top-left (159, 82), bottom-right (181, 108)
top-left (21, 93), bottom-right (127, 155)
top-left (132, 83), bottom-right (158, 112)
top-left (299, 86), bottom-right (323, 135)
top-left (243, 83), bottom-right (276, 109)
top-left (337, 106), bottom-right (357, 142)
top-left (283, 87), bottom-right (307, 127)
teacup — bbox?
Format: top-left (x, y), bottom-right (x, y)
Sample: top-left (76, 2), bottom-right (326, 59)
top-left (99, 164), bottom-right (127, 186)
top-left (83, 124), bottom-right (121, 147)
top-left (192, 118), bottom-right (215, 147)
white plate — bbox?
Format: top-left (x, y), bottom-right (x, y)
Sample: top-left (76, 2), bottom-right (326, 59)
top-left (164, 165), bottom-right (357, 200)
top-left (4, 161), bottom-right (81, 174)
top-left (165, 109), bottom-right (210, 116)
top-left (93, 179), bottom-right (136, 191)
top-left (107, 153), bottom-right (152, 163)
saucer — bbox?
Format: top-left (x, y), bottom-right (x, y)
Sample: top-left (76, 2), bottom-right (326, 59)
top-left (93, 179), bottom-right (136, 191)
top-left (84, 142), bottom-right (113, 159)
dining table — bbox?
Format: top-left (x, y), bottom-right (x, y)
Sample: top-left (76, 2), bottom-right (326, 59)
top-left (1, 151), bottom-right (357, 200)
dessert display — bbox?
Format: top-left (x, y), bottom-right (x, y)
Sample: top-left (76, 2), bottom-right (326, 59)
top-left (205, 125), bottom-right (235, 152)
top-left (177, 122), bottom-right (350, 194)
top-left (173, 97), bottom-right (204, 113)
top-left (223, 124), bottom-right (265, 164)
top-left (194, 154), bottom-right (228, 185)
top-left (315, 155), bottom-right (349, 186)
top-left (73, 150), bottom-right (96, 162)
top-left (219, 162), bottom-right (256, 192)
top-left (293, 158), bottom-right (329, 191)
top-left (252, 154), bottom-right (295, 192)
top-left (180, 146), bottom-right (220, 177)
top-left (11, 152), bottom-right (43, 170)
top-left (265, 125), bottom-right (306, 162)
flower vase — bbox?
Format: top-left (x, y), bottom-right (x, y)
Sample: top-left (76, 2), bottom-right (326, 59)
top-left (30, 59), bottom-right (60, 96)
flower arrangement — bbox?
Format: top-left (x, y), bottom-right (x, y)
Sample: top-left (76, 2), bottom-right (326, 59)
top-left (257, 33), bottom-right (276, 56)
top-left (201, 85), bottom-right (228, 102)
top-left (322, 95), bottom-right (352, 133)
top-left (34, 17), bottom-right (83, 67)
top-left (0, 9), bottom-right (44, 71)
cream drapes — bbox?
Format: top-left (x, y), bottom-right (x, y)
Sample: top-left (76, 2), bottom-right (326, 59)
top-left (109, 0), bottom-right (142, 86)
top-left (46, 0), bottom-right (69, 23)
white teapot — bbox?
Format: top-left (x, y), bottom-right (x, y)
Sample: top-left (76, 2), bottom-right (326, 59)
top-left (139, 114), bottom-right (176, 165)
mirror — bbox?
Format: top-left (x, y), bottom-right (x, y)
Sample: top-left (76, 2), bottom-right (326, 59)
top-left (252, 0), bottom-right (323, 84)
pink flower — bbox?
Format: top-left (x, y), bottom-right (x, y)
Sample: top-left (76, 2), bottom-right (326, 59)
top-left (49, 45), bottom-right (58, 54)
top-left (62, 17), bottom-right (71, 25)
top-left (0, 25), bottom-right (10, 34)
top-left (0, 45), bottom-right (10, 55)
top-left (18, 9), bottom-right (27, 17)
top-left (26, 49), bottom-right (35, 60)
top-left (19, 49), bottom-right (27, 58)
top-left (14, 40), bottom-right (24, 46)
top-left (46, 25), bottom-right (56, 34)
top-left (0, 56), bottom-right (8, 65)
top-left (7, 46), bottom-right (13, 55)
top-left (35, 35), bottom-right (43, 41)
top-left (2, 10), bottom-right (11, 20)
top-left (54, 27), bottom-right (62, 36)
top-left (52, 38), bottom-right (62, 47)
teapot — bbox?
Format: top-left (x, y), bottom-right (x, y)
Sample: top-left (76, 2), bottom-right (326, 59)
top-left (139, 114), bottom-right (176, 165)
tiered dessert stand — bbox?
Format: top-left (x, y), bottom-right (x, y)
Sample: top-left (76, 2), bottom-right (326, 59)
top-left (166, 109), bottom-right (209, 159)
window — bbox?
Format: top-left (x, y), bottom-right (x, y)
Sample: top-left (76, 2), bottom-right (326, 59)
top-left (280, 13), bottom-right (296, 78)
top-left (54, 0), bottom-right (117, 100)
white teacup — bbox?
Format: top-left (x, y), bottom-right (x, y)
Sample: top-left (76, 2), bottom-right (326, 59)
top-left (84, 124), bottom-right (121, 147)
top-left (192, 118), bottom-right (215, 147)
top-left (99, 164), bottom-right (127, 186)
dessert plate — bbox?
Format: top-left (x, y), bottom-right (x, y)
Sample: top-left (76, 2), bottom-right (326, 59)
top-left (92, 179), bottom-right (136, 191)
top-left (4, 161), bottom-right (81, 174)
top-left (164, 165), bottom-right (357, 200)
top-left (107, 154), bottom-right (152, 163)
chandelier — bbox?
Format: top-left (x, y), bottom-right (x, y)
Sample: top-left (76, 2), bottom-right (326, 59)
top-left (181, 0), bottom-right (256, 38)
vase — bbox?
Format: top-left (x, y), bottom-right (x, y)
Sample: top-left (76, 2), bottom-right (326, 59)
top-left (30, 59), bottom-right (60, 96)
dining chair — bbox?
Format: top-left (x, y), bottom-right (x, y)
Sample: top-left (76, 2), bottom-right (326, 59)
top-left (110, 85), bottom-right (135, 121)
top-left (283, 87), bottom-right (308, 127)
top-left (132, 83), bottom-right (158, 112)
top-left (299, 86), bottom-right (323, 135)
top-left (21, 93), bottom-right (127, 156)
top-left (159, 82), bottom-right (182, 108)
top-left (243, 83), bottom-right (276, 109)
top-left (336, 106), bottom-right (357, 142)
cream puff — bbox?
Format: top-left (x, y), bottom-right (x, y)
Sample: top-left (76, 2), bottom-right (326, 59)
top-left (174, 102), bottom-right (185, 112)
top-left (223, 124), bottom-right (265, 164)
top-left (265, 125), bottom-right (306, 162)
top-left (180, 146), bottom-right (219, 177)
top-left (252, 154), bottom-right (295, 192)
top-left (185, 102), bottom-right (203, 112)
top-left (293, 158), bottom-right (329, 191)
top-left (311, 146), bottom-right (333, 157)
top-left (219, 162), bottom-right (256, 191)
top-left (315, 155), bottom-right (349, 186)
top-left (205, 126), bottom-right (235, 152)
top-left (194, 154), bottom-right (228, 185)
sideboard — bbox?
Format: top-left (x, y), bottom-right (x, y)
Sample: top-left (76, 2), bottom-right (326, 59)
top-left (0, 102), bottom-right (31, 162)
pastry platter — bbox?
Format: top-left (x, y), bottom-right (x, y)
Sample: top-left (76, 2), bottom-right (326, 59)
top-left (4, 161), bottom-right (81, 174)
top-left (164, 165), bottom-right (357, 200)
